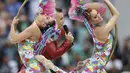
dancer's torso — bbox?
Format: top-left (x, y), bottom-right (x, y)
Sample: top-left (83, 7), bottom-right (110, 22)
top-left (91, 26), bottom-right (113, 60)
top-left (94, 34), bottom-right (113, 60)
top-left (80, 26), bottom-right (113, 73)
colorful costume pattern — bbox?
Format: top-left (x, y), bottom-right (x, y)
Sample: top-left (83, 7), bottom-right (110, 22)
top-left (18, 40), bottom-right (50, 73)
top-left (83, 34), bottom-right (113, 73)
top-left (69, 22), bottom-right (113, 73)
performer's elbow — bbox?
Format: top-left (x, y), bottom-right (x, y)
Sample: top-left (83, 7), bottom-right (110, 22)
top-left (116, 12), bottom-right (120, 16)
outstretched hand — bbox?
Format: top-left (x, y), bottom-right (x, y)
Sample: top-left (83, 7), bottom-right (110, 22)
top-left (12, 17), bottom-right (20, 25)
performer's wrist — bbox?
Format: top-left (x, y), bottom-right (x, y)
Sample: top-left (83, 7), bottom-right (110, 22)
top-left (53, 66), bottom-right (59, 71)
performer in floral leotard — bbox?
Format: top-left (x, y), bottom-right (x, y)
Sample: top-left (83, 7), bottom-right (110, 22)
top-left (68, 0), bottom-right (119, 72)
top-left (10, 0), bottom-right (73, 73)
top-left (10, 14), bottom-right (57, 73)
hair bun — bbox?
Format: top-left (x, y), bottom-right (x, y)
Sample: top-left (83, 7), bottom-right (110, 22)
top-left (87, 8), bottom-right (92, 13)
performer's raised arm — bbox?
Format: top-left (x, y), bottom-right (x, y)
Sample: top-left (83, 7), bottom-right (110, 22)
top-left (84, 2), bottom-right (106, 16)
top-left (10, 17), bottom-right (32, 44)
top-left (103, 0), bottom-right (120, 35)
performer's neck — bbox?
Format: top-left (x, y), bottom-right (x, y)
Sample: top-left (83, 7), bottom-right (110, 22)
top-left (34, 21), bottom-right (40, 26)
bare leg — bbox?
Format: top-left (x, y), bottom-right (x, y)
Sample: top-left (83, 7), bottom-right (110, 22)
top-left (35, 55), bottom-right (67, 73)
